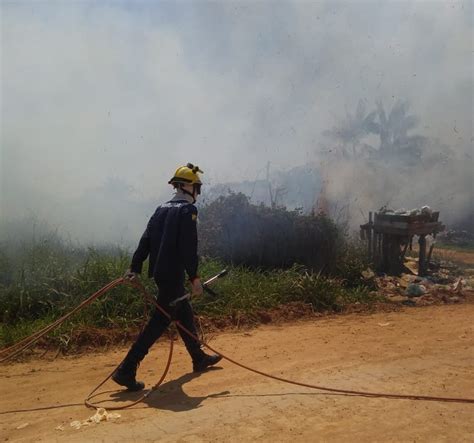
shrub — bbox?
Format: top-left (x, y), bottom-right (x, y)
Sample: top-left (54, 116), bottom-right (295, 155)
top-left (199, 193), bottom-right (341, 272)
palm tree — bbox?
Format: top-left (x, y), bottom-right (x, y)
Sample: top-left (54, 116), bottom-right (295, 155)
top-left (323, 100), bottom-right (377, 159)
top-left (367, 100), bottom-right (426, 161)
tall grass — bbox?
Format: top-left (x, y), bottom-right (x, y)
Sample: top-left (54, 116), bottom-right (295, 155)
top-left (0, 207), bottom-right (374, 350)
top-left (1, 255), bottom-right (373, 349)
top-left (197, 260), bottom-right (372, 315)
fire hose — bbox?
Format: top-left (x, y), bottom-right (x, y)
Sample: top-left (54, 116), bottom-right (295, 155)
top-left (1, 275), bottom-right (474, 409)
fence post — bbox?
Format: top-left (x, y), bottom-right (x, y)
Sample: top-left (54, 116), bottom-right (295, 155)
top-left (368, 212), bottom-right (373, 261)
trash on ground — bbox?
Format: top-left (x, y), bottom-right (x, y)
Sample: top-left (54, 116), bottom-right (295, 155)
top-left (452, 277), bottom-right (465, 293)
top-left (70, 408), bottom-right (121, 430)
top-left (371, 255), bottom-right (473, 306)
top-left (362, 268), bottom-right (375, 280)
top-left (404, 259), bottom-right (419, 275)
top-left (406, 284), bottom-right (427, 297)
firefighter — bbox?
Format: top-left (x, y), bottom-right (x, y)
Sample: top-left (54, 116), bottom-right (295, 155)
top-left (112, 163), bottom-right (222, 391)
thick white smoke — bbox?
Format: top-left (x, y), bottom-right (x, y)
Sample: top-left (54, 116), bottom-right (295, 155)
top-left (1, 1), bottom-right (472, 242)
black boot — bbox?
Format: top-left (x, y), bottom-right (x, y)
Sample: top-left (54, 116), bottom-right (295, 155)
top-left (112, 356), bottom-right (145, 391)
top-left (193, 353), bottom-right (223, 373)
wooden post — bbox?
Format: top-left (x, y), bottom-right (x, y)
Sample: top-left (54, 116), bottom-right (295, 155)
top-left (368, 212), bottom-right (373, 261)
top-left (373, 214), bottom-right (378, 264)
top-left (381, 234), bottom-right (388, 272)
top-left (427, 243), bottom-right (435, 267)
top-left (373, 233), bottom-right (378, 263)
top-left (418, 235), bottom-right (427, 276)
top-left (378, 234), bottom-right (383, 263)
top-left (400, 241), bottom-right (409, 261)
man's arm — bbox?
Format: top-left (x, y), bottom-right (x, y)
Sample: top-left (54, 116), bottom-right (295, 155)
top-left (130, 223), bottom-right (151, 274)
top-left (178, 205), bottom-right (199, 281)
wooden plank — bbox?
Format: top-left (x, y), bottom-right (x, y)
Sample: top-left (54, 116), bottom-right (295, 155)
top-left (427, 243), bottom-right (435, 265)
top-left (373, 222), bottom-right (444, 236)
top-left (368, 212), bottom-right (373, 260)
top-left (400, 242), bottom-right (409, 261)
top-left (375, 212), bottom-right (440, 223)
top-left (419, 235), bottom-right (427, 276)
top-left (373, 232), bottom-right (378, 264)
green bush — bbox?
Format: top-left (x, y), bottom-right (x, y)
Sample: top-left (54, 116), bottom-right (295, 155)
top-left (199, 193), bottom-right (341, 272)
top-left (333, 240), bottom-right (372, 288)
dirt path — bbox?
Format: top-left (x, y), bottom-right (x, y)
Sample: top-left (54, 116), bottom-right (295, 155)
top-left (433, 247), bottom-right (474, 266)
top-left (1, 304), bottom-right (473, 443)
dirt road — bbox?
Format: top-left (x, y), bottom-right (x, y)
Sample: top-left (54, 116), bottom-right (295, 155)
top-left (434, 247), bottom-right (474, 266)
top-left (1, 304), bottom-right (473, 442)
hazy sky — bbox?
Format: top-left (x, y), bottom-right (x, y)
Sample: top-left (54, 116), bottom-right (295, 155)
top-left (1, 1), bottom-right (472, 242)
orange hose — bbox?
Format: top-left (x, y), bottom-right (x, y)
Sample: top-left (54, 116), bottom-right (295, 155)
top-left (0, 279), bottom-right (123, 363)
top-left (2, 279), bottom-right (474, 406)
top-left (84, 330), bottom-right (174, 410)
top-left (132, 281), bottom-right (474, 405)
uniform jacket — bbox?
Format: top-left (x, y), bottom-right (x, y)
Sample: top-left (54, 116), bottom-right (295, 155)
top-left (130, 194), bottom-right (199, 284)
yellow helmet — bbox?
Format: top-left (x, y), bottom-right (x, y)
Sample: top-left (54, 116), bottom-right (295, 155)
top-left (169, 163), bottom-right (203, 186)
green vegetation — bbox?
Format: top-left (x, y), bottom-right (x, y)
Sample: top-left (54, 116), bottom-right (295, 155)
top-left (0, 250), bottom-right (374, 349)
top-left (199, 193), bottom-right (340, 272)
top-left (197, 260), bottom-right (374, 316)
top-left (0, 198), bottom-right (375, 351)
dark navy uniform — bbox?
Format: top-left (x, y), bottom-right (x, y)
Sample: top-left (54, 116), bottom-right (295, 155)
top-left (131, 199), bottom-right (199, 295)
top-left (113, 165), bottom-right (221, 390)
top-left (127, 199), bottom-right (204, 362)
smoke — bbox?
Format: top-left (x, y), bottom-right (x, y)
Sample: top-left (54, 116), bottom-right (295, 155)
top-left (1, 1), bottom-right (472, 243)
top-left (318, 100), bottom-right (473, 229)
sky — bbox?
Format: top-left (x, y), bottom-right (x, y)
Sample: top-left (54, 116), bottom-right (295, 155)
top-left (1, 0), bottom-right (472, 243)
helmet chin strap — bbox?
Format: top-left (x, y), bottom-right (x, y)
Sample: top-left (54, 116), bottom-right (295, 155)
top-left (180, 186), bottom-right (196, 204)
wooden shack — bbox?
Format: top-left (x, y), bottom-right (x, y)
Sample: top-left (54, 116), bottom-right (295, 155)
top-left (361, 210), bottom-right (444, 275)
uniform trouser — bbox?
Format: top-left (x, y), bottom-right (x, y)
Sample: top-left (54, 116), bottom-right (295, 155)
top-left (126, 283), bottom-right (204, 363)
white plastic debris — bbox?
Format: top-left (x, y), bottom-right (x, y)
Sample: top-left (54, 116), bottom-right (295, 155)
top-left (70, 408), bottom-right (121, 430)
top-left (379, 206), bottom-right (394, 214)
top-left (394, 208), bottom-right (407, 215)
top-left (421, 205), bottom-right (433, 216)
top-left (361, 268), bottom-right (375, 279)
top-left (55, 425), bottom-right (65, 431)
top-left (380, 206), bottom-right (434, 217)
top-left (70, 421), bottom-right (83, 430)
top-left (16, 423), bottom-right (29, 430)
top-left (452, 278), bottom-right (465, 293)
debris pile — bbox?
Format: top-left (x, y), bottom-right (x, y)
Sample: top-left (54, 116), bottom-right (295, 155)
top-left (364, 257), bottom-right (474, 307)
top-left (378, 205), bottom-right (434, 219)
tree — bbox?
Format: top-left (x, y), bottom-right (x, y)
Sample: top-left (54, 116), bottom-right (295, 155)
top-left (323, 99), bottom-right (427, 165)
top-left (368, 100), bottom-right (426, 163)
top-left (323, 99), bottom-right (377, 159)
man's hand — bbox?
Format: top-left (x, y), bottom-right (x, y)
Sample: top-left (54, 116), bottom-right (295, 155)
top-left (123, 269), bottom-right (138, 281)
top-left (191, 278), bottom-right (203, 297)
